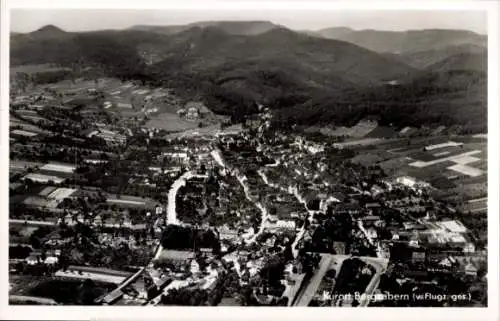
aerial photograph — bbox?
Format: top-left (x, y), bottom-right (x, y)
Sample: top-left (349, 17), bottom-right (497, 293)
top-left (7, 7), bottom-right (488, 307)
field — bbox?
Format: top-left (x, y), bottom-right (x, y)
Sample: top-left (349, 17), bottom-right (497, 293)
top-left (40, 163), bottom-right (76, 174)
top-left (461, 199), bottom-right (488, 213)
top-left (9, 225), bottom-right (40, 244)
top-left (10, 160), bottom-right (46, 173)
top-left (383, 137), bottom-right (486, 179)
top-left (10, 64), bottom-right (71, 75)
top-left (333, 138), bottom-right (385, 148)
top-left (328, 120), bottom-right (379, 138)
top-left (353, 136), bottom-right (487, 206)
top-left (9, 275), bottom-right (116, 305)
top-left (409, 150), bottom-right (482, 168)
top-left (23, 173), bottom-right (65, 184)
top-left (163, 123), bottom-right (243, 139)
top-left (47, 187), bottom-right (76, 200)
top-left (105, 193), bottom-right (160, 209)
top-left (145, 112), bottom-right (199, 131)
top-left (10, 129), bottom-right (38, 137)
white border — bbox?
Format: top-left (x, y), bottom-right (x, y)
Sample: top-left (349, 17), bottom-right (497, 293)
top-left (1, 1), bottom-right (499, 320)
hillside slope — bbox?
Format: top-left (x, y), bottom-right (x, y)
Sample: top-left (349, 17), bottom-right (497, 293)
top-left (392, 44), bottom-right (487, 69)
top-left (10, 25), bottom-right (486, 133)
top-left (425, 51), bottom-right (487, 72)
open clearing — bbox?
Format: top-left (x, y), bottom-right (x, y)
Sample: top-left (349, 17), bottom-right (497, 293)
top-left (447, 164), bottom-right (484, 177)
top-left (145, 113), bottom-right (199, 131)
top-left (409, 150), bottom-right (482, 168)
top-left (10, 129), bottom-right (38, 137)
top-left (10, 64), bottom-right (71, 74)
top-left (23, 173), bottom-right (65, 184)
top-left (333, 138), bottom-right (384, 148)
top-left (40, 163), bottom-right (76, 174)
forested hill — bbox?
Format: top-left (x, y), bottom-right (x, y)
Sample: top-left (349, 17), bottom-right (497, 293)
top-left (10, 23), bottom-right (487, 133)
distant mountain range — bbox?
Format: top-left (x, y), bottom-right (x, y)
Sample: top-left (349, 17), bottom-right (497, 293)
top-left (130, 20), bottom-right (281, 36)
top-left (313, 27), bottom-right (487, 53)
top-left (10, 22), bottom-right (487, 132)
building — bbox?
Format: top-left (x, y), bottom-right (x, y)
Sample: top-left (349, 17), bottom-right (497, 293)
top-left (44, 256), bottom-right (59, 265)
top-left (370, 185), bottom-right (385, 197)
top-left (276, 220), bottom-right (297, 230)
top-left (25, 255), bottom-right (40, 265)
top-left (163, 151), bottom-right (189, 164)
top-left (218, 225), bottom-right (239, 241)
top-left (464, 262), bottom-right (478, 276)
top-left (396, 176), bottom-right (417, 188)
top-left (437, 220), bottom-right (468, 234)
top-left (95, 129), bottom-right (127, 145)
top-left (185, 102), bottom-right (205, 120)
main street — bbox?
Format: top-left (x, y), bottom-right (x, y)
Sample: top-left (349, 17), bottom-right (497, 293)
top-left (210, 148), bottom-right (268, 244)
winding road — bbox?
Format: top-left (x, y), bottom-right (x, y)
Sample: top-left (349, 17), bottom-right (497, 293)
top-left (210, 149), bottom-right (268, 245)
top-left (258, 169), bottom-right (316, 257)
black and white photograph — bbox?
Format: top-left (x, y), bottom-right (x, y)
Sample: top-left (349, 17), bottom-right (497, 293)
top-left (1, 0), bottom-right (498, 320)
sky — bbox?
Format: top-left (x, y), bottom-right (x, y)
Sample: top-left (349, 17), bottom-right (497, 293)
top-left (10, 9), bottom-right (487, 34)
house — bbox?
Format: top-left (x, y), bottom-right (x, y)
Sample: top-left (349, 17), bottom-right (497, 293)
top-left (266, 235), bottom-right (277, 247)
top-left (463, 243), bottom-right (476, 253)
top-left (437, 220), bottom-right (468, 234)
top-left (102, 290), bottom-right (124, 305)
top-left (200, 247), bottom-right (213, 254)
top-left (155, 206), bottom-right (164, 215)
top-left (276, 220), bottom-right (296, 230)
top-left (25, 255), bottom-right (39, 265)
top-left (464, 262), bottom-right (478, 276)
top-left (396, 176), bottom-right (417, 188)
top-left (93, 215), bottom-right (102, 226)
top-left (411, 249), bottom-right (426, 262)
top-left (333, 241), bottom-right (346, 255)
top-left (44, 256), bottom-right (59, 265)
top-left (438, 256), bottom-right (457, 268)
top-left (365, 227), bottom-right (378, 239)
top-left (303, 230), bottom-right (313, 242)
top-left (365, 202), bottom-right (381, 210)
top-left (163, 151), bottom-right (189, 164)
top-left (123, 218), bottom-right (133, 228)
top-left (370, 185), bottom-right (385, 197)
top-left (284, 263), bottom-right (294, 276)
top-left (190, 260), bottom-right (201, 274)
top-left (332, 203), bottom-right (361, 216)
top-left (218, 225), bottom-right (238, 241)
top-left (64, 213), bottom-right (74, 225)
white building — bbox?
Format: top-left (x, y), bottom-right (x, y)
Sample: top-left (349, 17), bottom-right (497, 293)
top-left (396, 176), bottom-right (417, 188)
top-left (276, 220), bottom-right (296, 230)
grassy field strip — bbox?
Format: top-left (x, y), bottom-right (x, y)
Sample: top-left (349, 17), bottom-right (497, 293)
top-left (447, 164), bottom-right (484, 177)
top-left (409, 150), bottom-right (482, 168)
top-left (468, 197), bottom-right (487, 203)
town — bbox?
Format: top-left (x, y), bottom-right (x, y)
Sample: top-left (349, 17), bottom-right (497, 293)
top-left (8, 71), bottom-right (487, 307)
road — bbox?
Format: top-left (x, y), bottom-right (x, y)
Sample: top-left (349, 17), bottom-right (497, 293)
top-left (210, 148), bottom-right (268, 244)
top-left (282, 273), bottom-right (306, 306)
top-left (357, 220), bottom-right (376, 247)
top-left (54, 270), bottom-right (126, 284)
top-left (10, 218), bottom-right (148, 230)
top-left (9, 295), bottom-right (58, 305)
top-left (166, 171), bottom-right (207, 225)
top-left (258, 169), bottom-right (315, 257)
top-left (10, 219), bottom-right (55, 226)
top-left (295, 254), bottom-right (333, 307)
top-left (96, 266), bottom-right (146, 304)
top-left (468, 197), bottom-right (487, 203)
top-left (357, 257), bottom-right (389, 307)
top-left (237, 174), bottom-right (269, 244)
